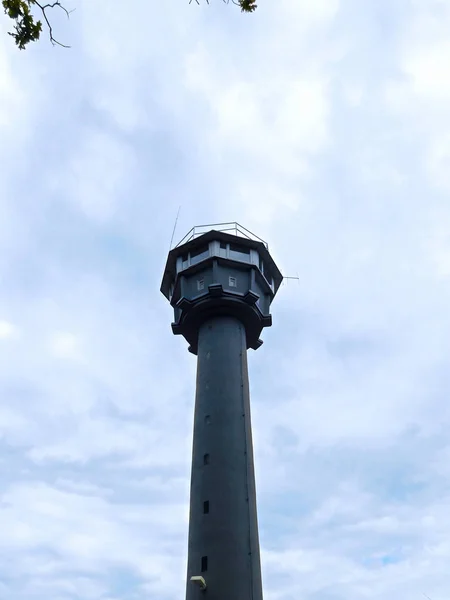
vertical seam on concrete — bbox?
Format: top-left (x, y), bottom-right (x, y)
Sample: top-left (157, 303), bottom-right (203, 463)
top-left (240, 322), bottom-right (254, 600)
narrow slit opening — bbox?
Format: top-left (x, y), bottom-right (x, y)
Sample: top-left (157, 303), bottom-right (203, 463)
top-left (201, 556), bottom-right (208, 572)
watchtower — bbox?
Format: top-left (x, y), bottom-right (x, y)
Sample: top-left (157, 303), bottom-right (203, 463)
top-left (161, 222), bottom-right (282, 600)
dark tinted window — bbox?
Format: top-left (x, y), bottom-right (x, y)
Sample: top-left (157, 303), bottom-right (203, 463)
top-left (230, 243), bottom-right (250, 255)
top-left (191, 245), bottom-right (209, 259)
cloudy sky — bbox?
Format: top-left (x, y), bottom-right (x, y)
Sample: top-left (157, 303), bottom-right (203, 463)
top-left (1, 0), bottom-right (450, 598)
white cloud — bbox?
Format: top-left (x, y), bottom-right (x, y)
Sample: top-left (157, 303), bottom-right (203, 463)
top-left (426, 134), bottom-right (450, 193)
top-left (0, 320), bottom-right (18, 340)
top-left (384, 0), bottom-right (450, 199)
top-left (185, 48), bottom-right (331, 176)
top-left (0, 32), bottom-right (27, 148)
top-left (276, 0), bottom-right (340, 24)
top-left (49, 331), bottom-right (82, 359)
top-left (0, 481), bottom-right (187, 597)
top-left (48, 128), bottom-right (137, 222)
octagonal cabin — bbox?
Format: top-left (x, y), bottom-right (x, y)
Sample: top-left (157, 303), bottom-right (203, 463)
top-left (161, 223), bottom-right (283, 354)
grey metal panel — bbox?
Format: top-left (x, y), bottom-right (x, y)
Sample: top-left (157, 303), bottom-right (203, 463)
top-left (185, 268), bottom-right (214, 298)
top-left (216, 264), bottom-right (250, 294)
top-left (186, 315), bottom-right (263, 600)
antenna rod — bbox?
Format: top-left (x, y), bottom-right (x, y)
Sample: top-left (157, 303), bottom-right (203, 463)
top-left (169, 205), bottom-right (181, 250)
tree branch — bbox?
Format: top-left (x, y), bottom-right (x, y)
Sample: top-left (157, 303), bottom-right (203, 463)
top-left (2, 0), bottom-right (74, 48)
top-left (188, 0), bottom-right (257, 12)
top-left (32, 0), bottom-right (72, 47)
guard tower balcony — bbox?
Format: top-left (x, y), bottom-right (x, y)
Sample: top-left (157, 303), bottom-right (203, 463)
top-left (161, 222), bottom-right (283, 354)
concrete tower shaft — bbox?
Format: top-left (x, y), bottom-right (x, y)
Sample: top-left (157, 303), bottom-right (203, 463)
top-left (187, 315), bottom-right (262, 600)
top-left (161, 223), bottom-right (282, 600)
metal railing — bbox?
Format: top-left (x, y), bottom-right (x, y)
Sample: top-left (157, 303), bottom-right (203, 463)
top-left (175, 222), bottom-right (268, 249)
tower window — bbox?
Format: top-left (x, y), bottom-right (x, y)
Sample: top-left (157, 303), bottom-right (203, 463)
top-left (191, 244), bottom-right (209, 259)
top-left (201, 556), bottom-right (208, 572)
top-left (229, 276), bottom-right (237, 287)
top-left (190, 244), bottom-right (209, 265)
top-left (197, 279), bottom-right (204, 291)
top-left (229, 243), bottom-right (250, 263)
top-left (203, 501), bottom-right (209, 514)
top-left (230, 243), bottom-right (250, 256)
top-left (220, 242), bottom-right (227, 249)
top-left (203, 453), bottom-right (210, 465)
